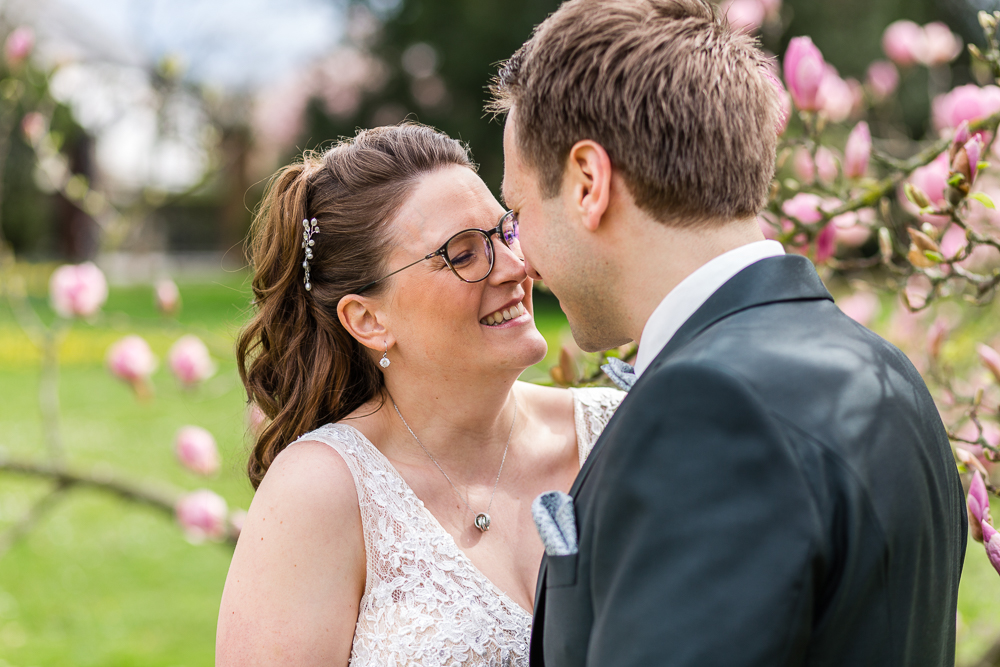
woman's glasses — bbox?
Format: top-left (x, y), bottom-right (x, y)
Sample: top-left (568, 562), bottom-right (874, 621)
top-left (357, 210), bottom-right (521, 293)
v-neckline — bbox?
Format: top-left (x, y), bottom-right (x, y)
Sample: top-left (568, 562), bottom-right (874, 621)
top-left (335, 423), bottom-right (534, 618)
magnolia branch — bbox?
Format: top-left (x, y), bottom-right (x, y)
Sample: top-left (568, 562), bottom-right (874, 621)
top-left (0, 456), bottom-right (238, 546)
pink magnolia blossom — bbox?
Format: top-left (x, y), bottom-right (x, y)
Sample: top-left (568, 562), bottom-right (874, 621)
top-left (844, 121), bottom-right (872, 179)
top-left (815, 147), bottom-right (839, 185)
top-left (979, 343), bottom-right (1000, 384)
top-left (833, 208), bottom-right (873, 247)
top-left (761, 68), bottom-right (791, 135)
top-left (168, 335), bottom-right (215, 387)
top-left (921, 22), bottom-right (962, 67)
top-left (817, 66), bottom-right (855, 122)
top-left (4, 27), bottom-right (33, 65)
top-left (720, 0), bottom-right (765, 33)
top-left (155, 279), bottom-right (181, 316)
top-left (838, 291), bottom-right (880, 326)
top-left (904, 274), bottom-right (933, 310)
top-left (21, 111), bottom-right (45, 143)
top-left (901, 153), bottom-right (951, 225)
top-left (882, 20), bottom-right (925, 66)
top-left (815, 222), bottom-right (837, 263)
top-left (791, 147), bottom-right (815, 184)
top-left (969, 471), bottom-right (991, 542)
top-left (175, 426), bottom-right (221, 476)
top-left (106, 336), bottom-right (157, 395)
top-left (952, 136), bottom-right (984, 187)
top-left (176, 489), bottom-right (228, 542)
top-left (49, 262), bottom-right (108, 319)
top-left (246, 402), bottom-right (268, 436)
top-left (783, 37), bottom-right (825, 112)
top-left (983, 522), bottom-right (1000, 575)
top-left (932, 85), bottom-right (1000, 133)
top-left (782, 193), bottom-right (825, 224)
top-left (940, 224), bottom-right (967, 259)
top-left (866, 61), bottom-right (899, 101)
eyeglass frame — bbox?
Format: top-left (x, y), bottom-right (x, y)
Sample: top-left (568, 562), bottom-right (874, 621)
top-left (356, 210), bottom-right (521, 294)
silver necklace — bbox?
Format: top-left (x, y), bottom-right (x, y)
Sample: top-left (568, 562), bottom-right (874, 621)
top-left (391, 395), bottom-right (517, 532)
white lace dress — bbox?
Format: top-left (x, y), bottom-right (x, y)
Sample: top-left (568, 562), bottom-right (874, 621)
top-left (294, 386), bottom-right (624, 667)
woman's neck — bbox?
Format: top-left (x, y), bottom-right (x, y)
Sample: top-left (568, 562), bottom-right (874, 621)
top-left (374, 369), bottom-right (523, 481)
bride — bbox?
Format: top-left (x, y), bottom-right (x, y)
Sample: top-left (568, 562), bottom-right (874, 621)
top-left (216, 123), bottom-right (622, 666)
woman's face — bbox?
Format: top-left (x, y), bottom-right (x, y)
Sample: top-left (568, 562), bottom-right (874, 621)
top-left (379, 165), bottom-right (548, 376)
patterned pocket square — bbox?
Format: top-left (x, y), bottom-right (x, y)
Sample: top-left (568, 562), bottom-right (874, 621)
top-left (532, 491), bottom-right (578, 556)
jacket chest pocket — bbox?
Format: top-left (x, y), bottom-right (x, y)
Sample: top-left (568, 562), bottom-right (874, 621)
top-left (546, 553), bottom-right (578, 588)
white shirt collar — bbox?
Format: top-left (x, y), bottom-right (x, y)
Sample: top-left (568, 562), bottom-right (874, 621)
top-left (632, 240), bottom-right (786, 377)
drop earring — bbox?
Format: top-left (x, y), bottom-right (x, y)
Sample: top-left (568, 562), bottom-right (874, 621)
top-left (379, 342), bottom-right (391, 369)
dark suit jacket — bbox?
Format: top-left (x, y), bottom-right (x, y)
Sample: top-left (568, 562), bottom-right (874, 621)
top-left (531, 255), bottom-right (967, 667)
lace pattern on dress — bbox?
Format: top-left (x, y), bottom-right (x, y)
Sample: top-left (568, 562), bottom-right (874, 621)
top-left (570, 386), bottom-right (625, 465)
top-left (295, 386), bottom-right (623, 667)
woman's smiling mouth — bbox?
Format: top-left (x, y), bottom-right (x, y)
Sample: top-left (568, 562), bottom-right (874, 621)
top-left (480, 301), bottom-right (528, 326)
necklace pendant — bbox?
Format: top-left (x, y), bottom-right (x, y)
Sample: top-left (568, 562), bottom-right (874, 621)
top-left (474, 512), bottom-right (491, 532)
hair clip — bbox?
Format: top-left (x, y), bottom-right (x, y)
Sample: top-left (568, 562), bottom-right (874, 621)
top-left (301, 217), bottom-right (319, 291)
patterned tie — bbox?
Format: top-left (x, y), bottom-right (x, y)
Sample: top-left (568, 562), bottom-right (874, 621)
top-left (601, 357), bottom-right (636, 392)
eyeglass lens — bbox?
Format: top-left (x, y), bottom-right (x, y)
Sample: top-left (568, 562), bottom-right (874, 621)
top-left (445, 214), bottom-right (520, 282)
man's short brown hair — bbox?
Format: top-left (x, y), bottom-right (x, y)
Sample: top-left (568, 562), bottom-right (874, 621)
top-left (490, 0), bottom-right (779, 225)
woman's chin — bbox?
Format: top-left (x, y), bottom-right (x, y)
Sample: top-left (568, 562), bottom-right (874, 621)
top-left (491, 329), bottom-right (548, 371)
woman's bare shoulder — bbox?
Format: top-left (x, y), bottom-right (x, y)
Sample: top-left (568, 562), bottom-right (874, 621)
top-left (217, 440), bottom-right (364, 665)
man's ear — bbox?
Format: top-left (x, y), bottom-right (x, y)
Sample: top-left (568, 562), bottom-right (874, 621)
top-left (565, 140), bottom-right (612, 232)
top-left (337, 293), bottom-right (391, 352)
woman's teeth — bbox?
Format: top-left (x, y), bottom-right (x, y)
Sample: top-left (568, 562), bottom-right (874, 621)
top-left (481, 302), bottom-right (527, 326)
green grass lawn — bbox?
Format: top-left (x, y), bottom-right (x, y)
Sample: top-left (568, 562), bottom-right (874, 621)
top-left (0, 272), bottom-right (998, 666)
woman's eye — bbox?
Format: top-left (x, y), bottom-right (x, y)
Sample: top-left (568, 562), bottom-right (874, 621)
top-left (450, 251), bottom-right (475, 266)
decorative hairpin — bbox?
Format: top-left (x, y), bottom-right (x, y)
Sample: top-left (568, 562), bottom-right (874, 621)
top-left (301, 217), bottom-right (319, 291)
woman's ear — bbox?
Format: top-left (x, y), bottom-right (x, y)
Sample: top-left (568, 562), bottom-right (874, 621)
top-left (337, 294), bottom-right (391, 352)
top-left (565, 140), bottom-right (612, 233)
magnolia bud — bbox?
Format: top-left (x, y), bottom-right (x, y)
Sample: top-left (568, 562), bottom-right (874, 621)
top-left (4, 27), bottom-right (33, 66)
top-left (949, 121), bottom-right (971, 163)
top-left (175, 426), bottom-right (221, 476)
top-left (904, 183), bottom-right (933, 209)
top-left (168, 335), bottom-right (216, 387)
top-left (985, 523), bottom-right (1000, 575)
top-left (907, 227), bottom-right (941, 254)
top-left (106, 335), bottom-right (157, 398)
top-left (883, 20), bottom-right (925, 67)
top-left (175, 489), bottom-right (228, 542)
top-left (783, 37), bottom-right (825, 111)
top-left (49, 262), bottom-right (109, 319)
top-left (844, 121), bottom-right (872, 179)
top-left (980, 10), bottom-right (997, 32)
top-left (968, 470), bottom-right (988, 543)
top-left (155, 279), bottom-right (181, 316)
top-left (878, 227), bottom-right (894, 262)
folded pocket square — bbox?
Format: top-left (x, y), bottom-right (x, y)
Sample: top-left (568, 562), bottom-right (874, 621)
top-left (532, 491), bottom-right (579, 556)
top-left (601, 357), bottom-right (636, 392)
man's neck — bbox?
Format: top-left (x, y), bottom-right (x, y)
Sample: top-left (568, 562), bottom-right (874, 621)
top-left (614, 217), bottom-right (767, 346)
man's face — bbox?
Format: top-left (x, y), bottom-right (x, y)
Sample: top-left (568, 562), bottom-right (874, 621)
top-left (501, 113), bottom-right (630, 352)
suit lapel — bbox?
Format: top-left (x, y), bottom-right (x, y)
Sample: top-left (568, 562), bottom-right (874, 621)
top-left (568, 255), bottom-right (831, 499)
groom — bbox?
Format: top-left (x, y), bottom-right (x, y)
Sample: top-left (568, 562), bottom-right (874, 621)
top-left (492, 0), bottom-right (967, 665)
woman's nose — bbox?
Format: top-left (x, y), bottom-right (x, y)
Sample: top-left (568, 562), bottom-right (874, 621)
top-left (489, 241), bottom-right (528, 284)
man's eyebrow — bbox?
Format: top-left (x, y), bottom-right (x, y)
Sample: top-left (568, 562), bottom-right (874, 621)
top-left (499, 179), bottom-right (509, 207)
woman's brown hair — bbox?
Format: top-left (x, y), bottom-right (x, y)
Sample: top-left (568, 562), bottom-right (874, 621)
top-left (237, 123), bottom-right (474, 489)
